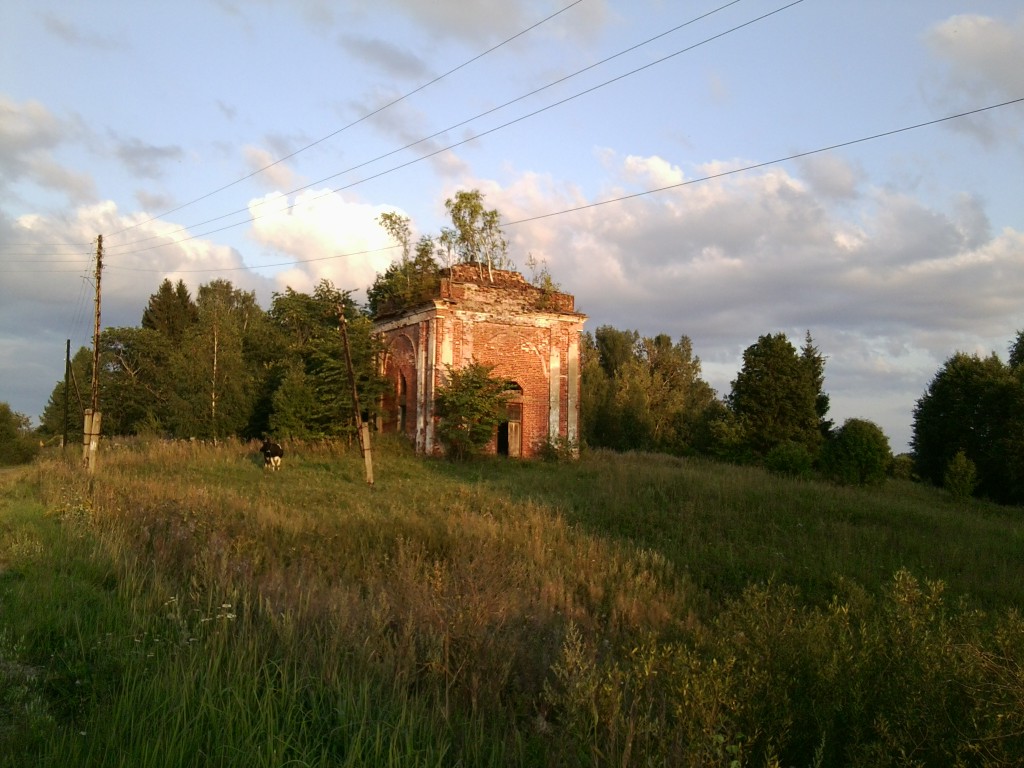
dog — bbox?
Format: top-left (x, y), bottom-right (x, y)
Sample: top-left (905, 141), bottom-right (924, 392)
top-left (260, 439), bottom-right (284, 471)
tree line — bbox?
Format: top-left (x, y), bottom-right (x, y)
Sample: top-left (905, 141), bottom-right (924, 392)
top-left (7, 188), bottom-right (1024, 504)
top-left (13, 289), bottom-right (1024, 505)
top-left (37, 189), bottom-right (515, 447)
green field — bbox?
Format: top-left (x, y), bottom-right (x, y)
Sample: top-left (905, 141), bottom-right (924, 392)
top-left (1, 439), bottom-right (1022, 766)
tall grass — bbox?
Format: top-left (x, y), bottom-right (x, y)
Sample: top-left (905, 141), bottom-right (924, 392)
top-left (1, 440), bottom-right (1022, 766)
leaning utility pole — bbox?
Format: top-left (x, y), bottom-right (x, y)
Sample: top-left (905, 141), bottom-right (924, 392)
top-left (83, 235), bottom-right (103, 473)
top-left (338, 306), bottom-right (374, 485)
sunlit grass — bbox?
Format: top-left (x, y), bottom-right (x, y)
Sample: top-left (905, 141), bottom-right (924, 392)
top-left (1, 440), bottom-right (1023, 766)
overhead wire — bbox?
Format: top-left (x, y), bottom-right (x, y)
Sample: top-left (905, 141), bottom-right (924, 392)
top-left (102, 0), bottom-right (795, 257)
top-left (99, 97), bottom-right (1024, 274)
top-left (65, 268), bottom-right (95, 346)
top-left (502, 97), bottom-right (1024, 226)
top-left (103, 0), bottom-right (587, 240)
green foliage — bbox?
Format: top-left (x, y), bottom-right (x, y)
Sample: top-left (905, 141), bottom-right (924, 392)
top-left (366, 234), bottom-right (440, 317)
top-left (0, 403), bottom-right (39, 465)
top-left (580, 327), bottom-right (718, 455)
top-left (944, 449), bottom-right (978, 502)
top-left (268, 363), bottom-right (317, 439)
top-left (5, 442), bottom-right (1024, 766)
top-left (524, 252), bottom-right (560, 294)
top-left (594, 325), bottom-right (640, 379)
top-left (544, 571), bottom-right (1024, 767)
top-left (268, 287), bottom-right (386, 439)
top-left (890, 453), bottom-right (914, 480)
top-left (443, 189), bottom-right (511, 274)
top-left (535, 434), bottom-right (578, 463)
top-left (1009, 329), bottom-right (1024, 369)
top-left (702, 405), bottom-right (755, 465)
top-left (820, 418), bottom-right (891, 486)
top-left (765, 440), bottom-right (814, 479)
top-left (728, 332), bottom-right (825, 460)
top-left (801, 330), bottom-right (833, 438)
top-left (99, 326), bottom-right (176, 436)
top-left (434, 362), bottom-right (512, 460)
top-left (39, 277), bottom-right (389, 443)
top-left (912, 349), bottom-right (1024, 504)
top-left (38, 347), bottom-right (91, 441)
top-left (140, 278), bottom-right (198, 343)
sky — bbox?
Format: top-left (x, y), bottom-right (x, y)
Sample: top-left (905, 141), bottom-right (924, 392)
top-left (1, 0), bottom-right (1022, 453)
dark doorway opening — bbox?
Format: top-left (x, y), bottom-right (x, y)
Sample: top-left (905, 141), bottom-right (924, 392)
top-left (498, 383), bottom-right (523, 457)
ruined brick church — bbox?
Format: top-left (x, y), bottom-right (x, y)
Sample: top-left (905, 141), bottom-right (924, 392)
top-left (374, 264), bottom-right (586, 458)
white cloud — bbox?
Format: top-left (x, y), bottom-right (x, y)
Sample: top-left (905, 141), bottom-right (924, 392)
top-left (459, 151), bottom-right (1024, 451)
top-left (373, 0), bottom-right (611, 44)
top-left (924, 13), bottom-right (1024, 145)
top-left (796, 153), bottom-right (863, 201)
top-left (0, 96), bottom-right (94, 203)
top-left (247, 190), bottom-right (404, 298)
top-left (0, 200), bottom-right (270, 424)
top-left (243, 146), bottom-right (301, 191)
top-left (926, 13), bottom-right (1024, 100)
top-left (620, 154), bottom-right (685, 188)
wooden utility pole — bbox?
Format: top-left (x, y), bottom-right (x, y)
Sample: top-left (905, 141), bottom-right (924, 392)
top-left (338, 307), bottom-right (374, 485)
top-left (83, 235), bottom-right (103, 473)
top-left (63, 339), bottom-right (70, 450)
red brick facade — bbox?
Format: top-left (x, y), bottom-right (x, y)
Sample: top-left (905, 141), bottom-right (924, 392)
top-left (374, 265), bottom-right (586, 458)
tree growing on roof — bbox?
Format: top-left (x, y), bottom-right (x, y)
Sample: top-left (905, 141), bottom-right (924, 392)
top-left (368, 211), bottom-right (440, 316)
top-left (442, 189), bottom-right (511, 279)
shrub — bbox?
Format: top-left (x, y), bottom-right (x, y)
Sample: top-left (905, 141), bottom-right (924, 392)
top-left (820, 418), bottom-right (891, 486)
top-left (433, 362), bottom-right (511, 460)
top-left (765, 440), bottom-right (814, 479)
top-left (890, 453), bottom-right (915, 480)
top-left (944, 449), bottom-right (977, 501)
top-left (0, 403), bottom-right (39, 466)
top-left (535, 434), bottom-right (578, 463)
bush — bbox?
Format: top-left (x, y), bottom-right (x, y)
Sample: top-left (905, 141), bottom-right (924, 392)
top-left (765, 440), bottom-right (814, 479)
top-left (820, 418), bottom-right (891, 486)
top-left (890, 453), bottom-right (914, 480)
top-left (433, 362), bottom-right (511, 460)
top-left (0, 403), bottom-right (39, 466)
top-left (944, 450), bottom-right (977, 501)
top-left (535, 435), bottom-right (579, 463)
top-left (544, 572), bottom-right (1024, 767)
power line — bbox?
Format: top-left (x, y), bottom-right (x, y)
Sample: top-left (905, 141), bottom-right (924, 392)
top-left (104, 244), bottom-right (400, 274)
top-left (502, 97), bottom-right (1024, 226)
top-left (91, 96), bottom-right (1024, 275)
top-left (105, 0), bottom-right (586, 240)
top-left (3, 256), bottom-right (92, 263)
top-left (103, 0), bottom-right (797, 257)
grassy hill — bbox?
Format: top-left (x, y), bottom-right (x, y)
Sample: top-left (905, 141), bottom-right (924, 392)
top-left (1, 439), bottom-right (1022, 766)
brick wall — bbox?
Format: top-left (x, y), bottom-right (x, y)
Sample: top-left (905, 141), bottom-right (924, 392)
top-left (375, 268), bottom-right (585, 457)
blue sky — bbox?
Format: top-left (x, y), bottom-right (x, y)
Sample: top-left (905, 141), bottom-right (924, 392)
top-left (1, 0), bottom-right (1022, 452)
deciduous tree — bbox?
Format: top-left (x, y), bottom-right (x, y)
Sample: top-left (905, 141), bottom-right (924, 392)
top-left (434, 361), bottom-right (512, 460)
top-left (443, 189), bottom-right (511, 277)
top-left (99, 327), bottom-right (176, 436)
top-left (268, 281), bottom-right (386, 438)
top-left (912, 350), bottom-right (1024, 504)
top-left (39, 346), bottom-right (91, 441)
top-left (0, 402), bottom-right (39, 465)
top-left (820, 418), bottom-right (891, 486)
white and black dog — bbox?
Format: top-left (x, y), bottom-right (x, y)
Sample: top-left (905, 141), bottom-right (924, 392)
top-left (260, 439), bottom-right (284, 471)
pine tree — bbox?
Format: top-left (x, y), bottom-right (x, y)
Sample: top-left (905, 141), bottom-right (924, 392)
top-left (141, 279), bottom-right (198, 343)
top-left (728, 333), bottom-right (822, 459)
